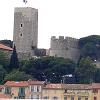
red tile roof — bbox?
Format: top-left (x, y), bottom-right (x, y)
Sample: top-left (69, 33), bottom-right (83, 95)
top-left (0, 44), bottom-right (13, 51)
top-left (28, 80), bottom-right (45, 85)
top-left (4, 81), bottom-right (28, 87)
top-left (92, 83), bottom-right (100, 89)
top-left (44, 84), bottom-right (62, 89)
top-left (62, 84), bottom-right (91, 90)
top-left (0, 94), bottom-right (11, 98)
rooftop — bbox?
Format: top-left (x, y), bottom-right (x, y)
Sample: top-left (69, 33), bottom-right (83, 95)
top-left (91, 83), bottom-right (100, 89)
top-left (62, 84), bottom-right (92, 90)
top-left (4, 81), bottom-right (28, 87)
top-left (44, 84), bottom-right (62, 89)
top-left (28, 80), bottom-right (45, 85)
top-left (0, 44), bottom-right (13, 51)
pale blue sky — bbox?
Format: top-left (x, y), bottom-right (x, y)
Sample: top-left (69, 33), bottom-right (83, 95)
top-left (0, 0), bottom-right (100, 48)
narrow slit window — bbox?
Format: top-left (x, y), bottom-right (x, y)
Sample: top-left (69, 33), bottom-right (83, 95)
top-left (20, 33), bottom-right (22, 36)
top-left (21, 24), bottom-right (23, 27)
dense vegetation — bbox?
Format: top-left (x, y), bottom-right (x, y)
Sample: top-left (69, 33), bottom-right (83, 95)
top-left (79, 35), bottom-right (100, 60)
top-left (0, 35), bottom-right (100, 84)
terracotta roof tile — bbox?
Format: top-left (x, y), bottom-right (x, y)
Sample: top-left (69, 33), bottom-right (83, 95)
top-left (0, 44), bottom-right (13, 51)
top-left (44, 84), bottom-right (62, 89)
top-left (0, 94), bottom-right (11, 98)
top-left (4, 81), bottom-right (28, 87)
top-left (92, 83), bottom-right (100, 89)
top-left (62, 84), bottom-right (91, 90)
top-left (28, 80), bottom-right (45, 85)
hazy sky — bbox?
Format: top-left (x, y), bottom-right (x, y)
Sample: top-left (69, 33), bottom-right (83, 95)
top-left (0, 0), bottom-right (100, 48)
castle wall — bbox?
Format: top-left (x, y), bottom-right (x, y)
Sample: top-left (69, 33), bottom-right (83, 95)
top-left (13, 7), bottom-right (38, 59)
top-left (49, 36), bottom-right (80, 61)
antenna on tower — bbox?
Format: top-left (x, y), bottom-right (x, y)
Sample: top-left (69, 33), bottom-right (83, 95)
top-left (23, 0), bottom-right (28, 4)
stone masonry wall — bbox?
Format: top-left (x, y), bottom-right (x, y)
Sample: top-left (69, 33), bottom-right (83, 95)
top-left (13, 7), bottom-right (38, 59)
top-left (49, 36), bottom-right (80, 61)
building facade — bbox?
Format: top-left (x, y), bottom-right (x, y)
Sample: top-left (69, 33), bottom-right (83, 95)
top-left (4, 81), bottom-right (29, 99)
top-left (42, 84), bottom-right (63, 100)
top-left (1, 81), bottom-right (100, 100)
top-left (28, 80), bottom-right (45, 99)
top-left (13, 7), bottom-right (38, 59)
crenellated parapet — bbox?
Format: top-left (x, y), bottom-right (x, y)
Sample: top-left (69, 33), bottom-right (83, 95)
top-left (50, 36), bottom-right (80, 62)
top-left (51, 36), bottom-right (79, 50)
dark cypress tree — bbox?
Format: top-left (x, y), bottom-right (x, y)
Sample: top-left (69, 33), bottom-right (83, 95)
top-left (9, 45), bottom-right (19, 71)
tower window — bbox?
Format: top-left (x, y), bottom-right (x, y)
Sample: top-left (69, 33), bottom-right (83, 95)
top-left (20, 24), bottom-right (23, 27)
top-left (20, 33), bottom-right (22, 36)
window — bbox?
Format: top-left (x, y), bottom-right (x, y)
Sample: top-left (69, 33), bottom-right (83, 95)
top-left (19, 87), bottom-right (25, 94)
top-left (85, 97), bottom-right (88, 100)
top-left (71, 96), bottom-right (74, 100)
top-left (64, 89), bottom-right (67, 93)
top-left (14, 97), bottom-right (18, 99)
top-left (18, 87), bottom-right (25, 99)
top-left (37, 86), bottom-right (41, 92)
top-left (78, 97), bottom-right (81, 100)
top-left (5, 87), bottom-right (11, 94)
top-left (31, 85), bottom-right (37, 92)
top-left (20, 23), bottom-right (23, 27)
top-left (64, 96), bottom-right (67, 100)
top-left (20, 33), bottom-right (22, 36)
top-left (93, 89), bottom-right (98, 93)
top-left (52, 96), bottom-right (58, 100)
top-left (94, 97), bottom-right (97, 100)
top-left (31, 85), bottom-right (41, 92)
top-left (43, 96), bottom-right (49, 100)
top-left (0, 89), bottom-right (2, 92)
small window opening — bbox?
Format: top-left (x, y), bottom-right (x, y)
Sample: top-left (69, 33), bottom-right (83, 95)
top-left (21, 24), bottom-right (23, 27)
top-left (20, 33), bottom-right (22, 36)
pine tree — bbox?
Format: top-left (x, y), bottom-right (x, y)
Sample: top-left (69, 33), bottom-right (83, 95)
top-left (9, 45), bottom-right (19, 70)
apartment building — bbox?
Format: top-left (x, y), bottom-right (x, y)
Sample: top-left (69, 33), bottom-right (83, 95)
top-left (28, 80), bottom-right (45, 99)
top-left (91, 83), bottom-right (100, 100)
top-left (62, 84), bottom-right (92, 100)
top-left (42, 84), bottom-right (63, 100)
top-left (4, 81), bottom-right (29, 99)
top-left (1, 81), bottom-right (100, 100)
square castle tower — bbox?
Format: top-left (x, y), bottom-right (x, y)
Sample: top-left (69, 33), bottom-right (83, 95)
top-left (13, 7), bottom-right (38, 59)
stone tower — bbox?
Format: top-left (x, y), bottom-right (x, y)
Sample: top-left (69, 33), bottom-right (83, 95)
top-left (49, 36), bottom-right (80, 62)
top-left (13, 7), bottom-right (38, 59)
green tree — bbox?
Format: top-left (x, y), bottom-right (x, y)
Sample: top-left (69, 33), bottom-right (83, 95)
top-left (75, 57), bottom-right (96, 83)
top-left (81, 42), bottom-right (97, 59)
top-left (9, 45), bottom-right (19, 71)
top-left (94, 68), bottom-right (100, 83)
top-left (79, 35), bottom-right (100, 60)
top-left (20, 57), bottom-right (76, 83)
top-left (0, 65), bottom-right (7, 84)
top-left (0, 51), bottom-right (9, 67)
top-left (4, 70), bottom-right (33, 82)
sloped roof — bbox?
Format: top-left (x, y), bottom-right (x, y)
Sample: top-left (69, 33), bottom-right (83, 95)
top-left (62, 84), bottom-right (92, 90)
top-left (92, 83), bottom-right (100, 89)
top-left (4, 81), bottom-right (28, 87)
top-left (0, 44), bottom-right (13, 51)
top-left (28, 80), bottom-right (45, 85)
top-left (43, 84), bottom-right (62, 89)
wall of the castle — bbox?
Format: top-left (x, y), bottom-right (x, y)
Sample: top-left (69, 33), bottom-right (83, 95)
top-left (13, 7), bottom-right (38, 59)
top-left (49, 36), bottom-right (80, 61)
